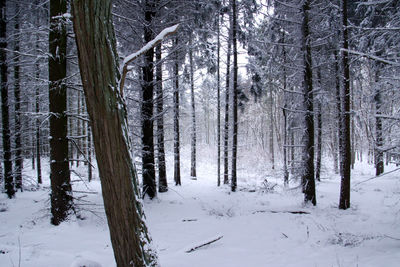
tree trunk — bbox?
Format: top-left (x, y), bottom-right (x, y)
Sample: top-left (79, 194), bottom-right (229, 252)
top-left (72, 0), bottom-right (158, 265)
top-left (141, 0), bottom-right (156, 198)
top-left (1, 0), bottom-right (14, 198)
top-left (339, 0), bottom-right (351, 210)
top-left (14, 3), bottom-right (23, 191)
top-left (301, 0), bottom-right (316, 205)
top-left (189, 35), bottom-right (197, 179)
top-left (35, 12), bottom-right (42, 184)
top-left (87, 123), bottom-right (92, 182)
top-left (173, 37), bottom-right (181, 186)
top-left (217, 13), bottom-right (221, 186)
top-left (223, 12), bottom-right (232, 185)
top-left (315, 102), bottom-right (322, 182)
top-left (269, 83), bottom-right (274, 170)
top-left (231, 0), bottom-right (238, 192)
top-left (374, 69), bottom-right (384, 176)
top-left (49, 0), bottom-right (72, 225)
top-left (155, 44), bottom-right (167, 192)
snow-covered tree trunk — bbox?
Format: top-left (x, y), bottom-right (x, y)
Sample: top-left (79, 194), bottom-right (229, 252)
top-left (231, 0), bottom-right (238, 192)
top-left (189, 34), bottom-right (197, 179)
top-left (217, 13), bottom-right (221, 186)
top-left (173, 37), bottom-right (181, 186)
top-left (49, 0), bottom-right (72, 225)
top-left (223, 19), bottom-right (231, 185)
top-left (72, 0), bottom-right (159, 265)
top-left (141, 0), bottom-right (156, 198)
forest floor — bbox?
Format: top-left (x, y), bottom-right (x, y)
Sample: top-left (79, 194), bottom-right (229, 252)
top-left (1, 145), bottom-right (400, 267)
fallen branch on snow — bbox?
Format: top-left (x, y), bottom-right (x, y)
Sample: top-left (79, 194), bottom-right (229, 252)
top-left (185, 235), bottom-right (223, 253)
top-left (353, 167), bottom-right (400, 186)
top-left (252, 210), bottom-right (310, 215)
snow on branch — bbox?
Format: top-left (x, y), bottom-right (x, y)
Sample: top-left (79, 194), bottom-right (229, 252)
top-left (341, 48), bottom-right (400, 67)
top-left (119, 24), bottom-right (179, 96)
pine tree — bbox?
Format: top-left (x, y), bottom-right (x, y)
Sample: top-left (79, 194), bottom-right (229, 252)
top-left (49, 0), bottom-right (73, 225)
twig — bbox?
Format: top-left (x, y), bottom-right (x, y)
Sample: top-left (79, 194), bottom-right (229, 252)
top-left (185, 236), bottom-right (223, 253)
top-left (182, 219), bottom-right (198, 222)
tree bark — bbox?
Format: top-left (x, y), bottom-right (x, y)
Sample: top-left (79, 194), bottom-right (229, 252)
top-left (14, 3), bottom-right (23, 191)
top-left (339, 0), bottom-right (351, 210)
top-left (142, 0), bottom-right (156, 198)
top-left (374, 69), bottom-right (384, 176)
top-left (189, 34), bottom-right (197, 179)
top-left (231, 0), bottom-right (238, 192)
top-left (72, 0), bottom-right (158, 266)
top-left (49, 0), bottom-right (72, 225)
top-left (0, 0), bottom-right (14, 198)
top-left (217, 13), bottom-right (221, 186)
top-left (173, 37), bottom-right (181, 186)
top-left (155, 44), bottom-right (167, 192)
top-left (301, 0), bottom-right (316, 205)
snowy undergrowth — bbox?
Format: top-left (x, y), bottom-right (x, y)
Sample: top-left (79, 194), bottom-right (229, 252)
top-left (1, 145), bottom-right (400, 266)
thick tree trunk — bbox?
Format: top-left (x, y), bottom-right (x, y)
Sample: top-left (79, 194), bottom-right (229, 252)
top-left (49, 0), bottom-right (72, 225)
top-left (72, 0), bottom-right (158, 266)
top-left (0, 0), bottom-right (14, 198)
top-left (14, 4), bottom-right (23, 191)
top-left (189, 35), bottom-right (197, 179)
top-left (173, 38), bottom-right (181, 186)
top-left (301, 0), bottom-right (316, 205)
top-left (142, 1), bottom-right (156, 198)
top-left (231, 0), bottom-right (238, 192)
top-left (155, 44), bottom-right (167, 192)
top-left (339, 0), bottom-right (351, 210)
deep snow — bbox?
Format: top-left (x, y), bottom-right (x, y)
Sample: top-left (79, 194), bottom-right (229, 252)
top-left (1, 146), bottom-right (400, 267)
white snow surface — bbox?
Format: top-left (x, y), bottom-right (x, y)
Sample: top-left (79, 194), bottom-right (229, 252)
top-left (1, 145), bottom-right (400, 266)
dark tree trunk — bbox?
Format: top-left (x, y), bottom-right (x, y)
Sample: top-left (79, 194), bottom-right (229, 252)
top-left (334, 50), bottom-right (343, 177)
top-left (282, 31), bottom-right (289, 186)
top-left (72, 0), bottom-right (158, 266)
top-left (35, 15), bottom-right (42, 184)
top-left (1, 0), bottom-right (15, 198)
top-left (14, 3), bottom-right (23, 191)
top-left (173, 38), bottom-right (181, 186)
top-left (223, 14), bottom-right (232, 185)
top-left (189, 35), bottom-right (197, 179)
top-left (374, 69), bottom-right (384, 176)
top-left (315, 102), bottom-right (322, 182)
top-left (301, 0), bottom-right (316, 205)
top-left (339, 0), bottom-right (351, 210)
top-left (269, 84), bottom-right (274, 170)
top-left (155, 44), bottom-right (167, 192)
top-left (87, 124), bottom-right (92, 182)
top-left (217, 13), bottom-right (221, 186)
top-left (231, 0), bottom-right (238, 192)
top-left (141, 0), bottom-right (156, 198)
top-left (49, 0), bottom-right (72, 225)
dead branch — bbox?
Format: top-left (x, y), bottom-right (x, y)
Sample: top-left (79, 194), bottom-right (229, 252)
top-left (185, 236), bottom-right (223, 253)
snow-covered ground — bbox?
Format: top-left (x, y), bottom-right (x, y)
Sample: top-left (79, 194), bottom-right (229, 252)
top-left (1, 146), bottom-right (400, 267)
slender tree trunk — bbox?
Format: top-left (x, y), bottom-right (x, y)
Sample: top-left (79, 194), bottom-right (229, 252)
top-left (223, 12), bottom-right (232, 185)
top-left (339, 0), bottom-right (351, 210)
top-left (14, 3), bottom-right (23, 191)
top-left (315, 102), bottom-right (322, 182)
top-left (87, 123), bottom-right (92, 182)
top-left (301, 0), bottom-right (316, 205)
top-left (217, 13), bottom-right (221, 186)
top-left (231, 0), bottom-right (238, 192)
top-left (189, 34), bottom-right (197, 178)
top-left (269, 83), bottom-right (274, 170)
top-left (141, 1), bottom-right (156, 198)
top-left (1, 0), bottom-right (15, 198)
top-left (155, 44), bottom-right (167, 192)
top-left (282, 31), bottom-right (289, 185)
top-left (35, 23), bottom-right (42, 184)
top-left (374, 69), bottom-right (384, 176)
top-left (335, 50), bottom-right (343, 177)
top-left (72, 0), bottom-right (158, 265)
top-left (76, 91), bottom-right (81, 167)
top-left (49, 0), bottom-right (72, 225)
top-left (173, 38), bottom-right (181, 186)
